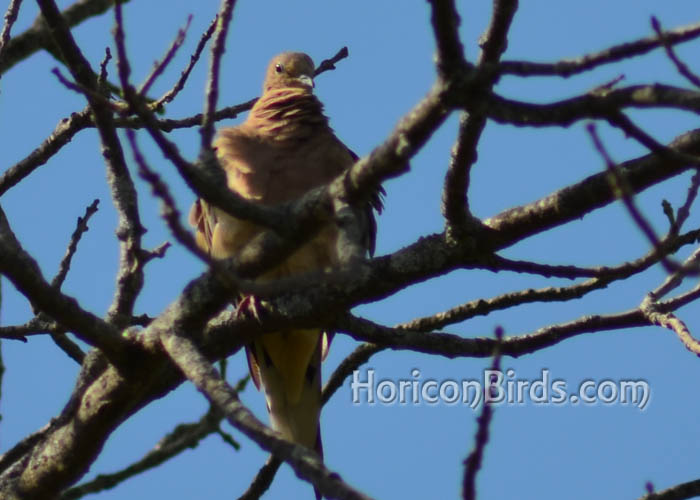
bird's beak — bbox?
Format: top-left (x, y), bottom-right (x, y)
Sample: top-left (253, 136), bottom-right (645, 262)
top-left (298, 74), bottom-right (314, 89)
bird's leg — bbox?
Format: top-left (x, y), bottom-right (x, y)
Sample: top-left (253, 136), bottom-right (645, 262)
top-left (235, 295), bottom-right (265, 323)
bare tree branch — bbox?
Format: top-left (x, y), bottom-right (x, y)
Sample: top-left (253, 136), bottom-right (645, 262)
top-left (158, 326), bottom-right (374, 500)
top-left (61, 403), bottom-right (232, 499)
top-left (638, 478), bottom-right (700, 500)
top-left (401, 230), bottom-right (700, 333)
top-left (37, 0), bottom-right (146, 327)
top-left (154, 13), bottom-right (217, 109)
top-left (498, 21), bottom-right (700, 77)
top-left (235, 456), bottom-right (282, 500)
top-left (478, 85), bottom-right (700, 127)
top-left (0, 315), bottom-right (62, 341)
top-left (673, 171), bottom-right (700, 233)
top-left (137, 15), bottom-right (192, 97)
top-left (0, 107), bottom-right (92, 196)
top-left (323, 343), bottom-right (382, 405)
top-left (428, 0), bottom-right (468, 77)
top-left (462, 327), bottom-right (502, 500)
top-left (587, 123), bottom-right (673, 272)
top-left (0, 0), bottom-right (23, 77)
top-left (0, 205), bottom-right (126, 357)
top-left (313, 46), bottom-right (349, 76)
top-left (51, 199), bottom-right (100, 289)
top-left (652, 17), bottom-right (700, 89)
top-left (441, 0), bottom-right (518, 237)
top-left (0, 0), bottom-right (120, 75)
top-left (484, 129), bottom-right (700, 245)
top-left (200, 0), bottom-right (237, 152)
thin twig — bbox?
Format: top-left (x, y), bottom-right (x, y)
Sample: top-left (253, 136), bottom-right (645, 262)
top-left (0, 96), bottom-right (257, 201)
top-left (141, 241), bottom-right (171, 264)
top-left (0, 204), bottom-right (126, 358)
top-left (334, 308), bottom-right (647, 361)
top-left (138, 15), bottom-right (192, 97)
top-left (651, 17), bottom-right (700, 89)
top-left (462, 327), bottom-right (502, 500)
top-left (662, 280), bottom-right (700, 312)
top-left (112, 0), bottom-right (131, 87)
top-left (51, 67), bottom-right (124, 111)
top-left (0, 0), bottom-right (23, 73)
top-left (406, 229), bottom-right (700, 333)
top-left (313, 46), bottom-right (349, 77)
top-left (606, 111), bottom-right (700, 168)
top-left (480, 255), bottom-right (598, 278)
top-left (45, 199), bottom-right (99, 364)
top-left (675, 171), bottom-right (700, 233)
top-left (498, 21), bottom-right (700, 77)
top-left (61, 404), bottom-right (230, 500)
top-left (587, 123), bottom-right (675, 273)
top-left (1, 0), bottom-right (120, 75)
top-left (97, 47), bottom-right (111, 91)
top-left (126, 130), bottom-right (202, 260)
top-left (0, 107), bottom-right (92, 196)
top-left (49, 330), bottom-right (85, 364)
top-left (647, 247), bottom-right (700, 303)
top-left (322, 343), bottom-right (382, 404)
top-left (125, 128), bottom-right (239, 292)
top-left (52, 199), bottom-right (100, 289)
top-left (200, 0), bottom-right (237, 151)
top-left (235, 456), bottom-right (282, 500)
top-left (154, 13), bottom-right (217, 109)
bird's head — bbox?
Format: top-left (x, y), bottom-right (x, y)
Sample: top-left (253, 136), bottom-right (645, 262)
top-left (263, 52), bottom-right (315, 92)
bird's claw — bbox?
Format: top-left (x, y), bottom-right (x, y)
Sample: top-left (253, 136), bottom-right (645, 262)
top-left (235, 295), bottom-right (265, 323)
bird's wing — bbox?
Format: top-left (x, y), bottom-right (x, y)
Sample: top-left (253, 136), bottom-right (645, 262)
top-left (345, 146), bottom-right (384, 257)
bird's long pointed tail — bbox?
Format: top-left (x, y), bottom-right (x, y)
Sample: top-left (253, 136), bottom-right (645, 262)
top-left (246, 329), bottom-right (326, 497)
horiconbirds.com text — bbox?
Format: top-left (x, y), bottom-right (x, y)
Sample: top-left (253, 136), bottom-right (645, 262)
top-left (350, 368), bottom-right (651, 410)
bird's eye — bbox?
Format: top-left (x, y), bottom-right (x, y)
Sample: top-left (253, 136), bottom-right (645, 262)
top-left (275, 63), bottom-right (283, 74)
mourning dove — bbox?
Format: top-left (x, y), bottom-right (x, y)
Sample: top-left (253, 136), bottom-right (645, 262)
top-left (189, 52), bottom-right (381, 482)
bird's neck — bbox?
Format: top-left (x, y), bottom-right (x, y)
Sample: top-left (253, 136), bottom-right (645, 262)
top-left (250, 87), bottom-right (329, 139)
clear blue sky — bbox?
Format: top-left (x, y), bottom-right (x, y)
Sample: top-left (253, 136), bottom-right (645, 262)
top-left (2, 1), bottom-right (700, 499)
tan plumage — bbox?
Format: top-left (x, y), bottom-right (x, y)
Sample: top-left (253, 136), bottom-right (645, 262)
top-left (189, 52), bottom-right (380, 475)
